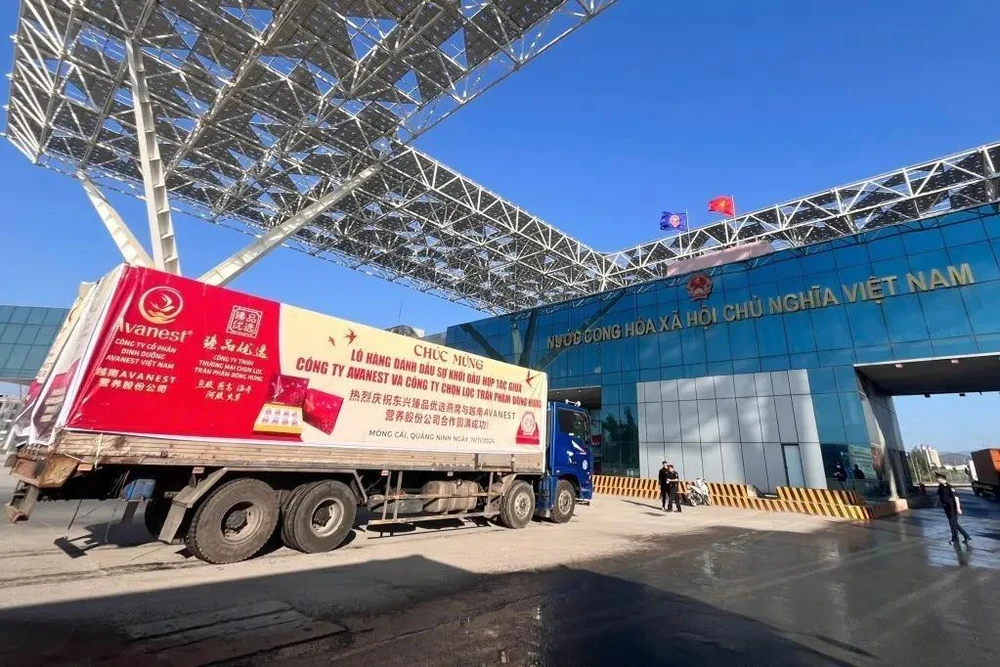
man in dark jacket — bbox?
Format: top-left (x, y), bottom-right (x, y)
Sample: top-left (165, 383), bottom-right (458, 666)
top-left (936, 473), bottom-right (971, 546)
top-left (832, 463), bottom-right (848, 489)
top-left (658, 462), bottom-right (681, 513)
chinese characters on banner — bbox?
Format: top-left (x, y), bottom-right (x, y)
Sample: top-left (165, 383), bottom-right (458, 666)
top-left (59, 266), bottom-right (547, 455)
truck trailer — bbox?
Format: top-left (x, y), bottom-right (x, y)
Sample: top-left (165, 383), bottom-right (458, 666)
top-left (5, 266), bottom-right (593, 563)
top-left (970, 449), bottom-right (1000, 500)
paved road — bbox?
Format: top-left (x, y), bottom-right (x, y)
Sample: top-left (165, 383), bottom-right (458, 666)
top-left (1, 473), bottom-right (998, 666)
top-left (274, 494), bottom-right (1000, 667)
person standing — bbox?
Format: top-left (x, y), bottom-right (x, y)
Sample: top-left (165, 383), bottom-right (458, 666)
top-left (658, 461), bottom-right (671, 512)
top-left (936, 473), bottom-right (971, 546)
top-left (832, 463), bottom-right (848, 489)
top-left (660, 463), bottom-right (681, 513)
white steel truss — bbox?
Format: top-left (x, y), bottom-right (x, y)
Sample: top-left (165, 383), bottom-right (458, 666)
top-left (5, 1), bottom-right (1000, 315)
top-left (5, 0), bottom-right (616, 312)
top-left (124, 37), bottom-right (180, 274)
top-left (77, 170), bottom-right (153, 268)
top-left (199, 163), bottom-right (380, 286)
top-left (607, 142), bottom-right (1000, 286)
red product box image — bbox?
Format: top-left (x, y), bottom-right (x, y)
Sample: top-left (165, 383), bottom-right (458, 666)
top-left (302, 388), bottom-right (344, 435)
top-left (267, 373), bottom-right (309, 407)
top-left (515, 411), bottom-right (540, 446)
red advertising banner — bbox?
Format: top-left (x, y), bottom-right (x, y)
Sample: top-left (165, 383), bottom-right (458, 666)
top-left (27, 267), bottom-right (122, 444)
top-left (61, 267), bottom-right (547, 455)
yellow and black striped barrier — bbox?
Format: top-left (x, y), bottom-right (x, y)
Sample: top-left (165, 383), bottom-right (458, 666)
top-left (592, 475), bottom-right (691, 500)
top-left (706, 482), bottom-right (756, 500)
top-left (592, 475), bottom-right (658, 499)
top-left (777, 486), bottom-right (863, 506)
top-left (592, 475), bottom-right (906, 522)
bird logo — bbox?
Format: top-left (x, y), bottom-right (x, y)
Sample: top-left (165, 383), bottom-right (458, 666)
top-left (138, 286), bottom-right (183, 325)
top-left (525, 371), bottom-right (538, 387)
top-left (328, 336), bottom-right (337, 347)
top-left (345, 329), bottom-right (357, 345)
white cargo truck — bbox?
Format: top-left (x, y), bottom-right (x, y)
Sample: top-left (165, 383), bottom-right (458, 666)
top-left (5, 266), bottom-right (594, 563)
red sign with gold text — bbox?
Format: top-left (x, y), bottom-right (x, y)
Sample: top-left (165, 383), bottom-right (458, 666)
top-left (63, 267), bottom-right (547, 455)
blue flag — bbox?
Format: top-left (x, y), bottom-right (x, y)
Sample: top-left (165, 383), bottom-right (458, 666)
top-left (659, 211), bottom-right (687, 231)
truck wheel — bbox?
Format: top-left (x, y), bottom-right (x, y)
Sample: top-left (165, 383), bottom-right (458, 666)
top-left (287, 480), bottom-right (357, 554)
top-left (499, 480), bottom-right (535, 529)
top-left (143, 498), bottom-right (169, 538)
top-left (280, 483), bottom-right (314, 551)
top-left (550, 480), bottom-right (576, 524)
top-left (185, 478), bottom-right (279, 564)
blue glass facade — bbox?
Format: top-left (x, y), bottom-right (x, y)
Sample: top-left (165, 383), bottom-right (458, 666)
top-left (0, 305), bottom-right (68, 383)
top-left (446, 205), bottom-right (1000, 494)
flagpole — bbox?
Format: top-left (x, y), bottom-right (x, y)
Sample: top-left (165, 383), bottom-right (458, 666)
top-left (684, 209), bottom-right (689, 253)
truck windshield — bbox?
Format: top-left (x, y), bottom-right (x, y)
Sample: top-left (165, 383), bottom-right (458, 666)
top-left (557, 409), bottom-right (590, 446)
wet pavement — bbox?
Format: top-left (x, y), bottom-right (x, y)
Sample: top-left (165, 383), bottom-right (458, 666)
top-left (2, 489), bottom-right (998, 666)
top-left (268, 492), bottom-right (1000, 666)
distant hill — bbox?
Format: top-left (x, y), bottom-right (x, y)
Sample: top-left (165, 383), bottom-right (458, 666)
top-left (939, 452), bottom-right (971, 466)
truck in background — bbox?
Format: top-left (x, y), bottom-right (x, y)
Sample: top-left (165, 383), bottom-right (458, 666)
top-left (5, 266), bottom-right (593, 563)
top-left (970, 449), bottom-right (1000, 500)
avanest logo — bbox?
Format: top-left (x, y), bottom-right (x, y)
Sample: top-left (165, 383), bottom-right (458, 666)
top-left (119, 285), bottom-right (193, 343)
top-left (139, 286), bottom-right (184, 325)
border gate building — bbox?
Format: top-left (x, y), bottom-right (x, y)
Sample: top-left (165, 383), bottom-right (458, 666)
top-left (446, 203), bottom-right (1000, 496)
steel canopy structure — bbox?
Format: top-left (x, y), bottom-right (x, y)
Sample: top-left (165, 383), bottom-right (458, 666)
top-left (5, 0), bottom-right (617, 310)
top-left (5, 1), bottom-right (1000, 315)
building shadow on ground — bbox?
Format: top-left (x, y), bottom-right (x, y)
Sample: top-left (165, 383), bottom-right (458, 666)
top-left (1, 543), bottom-right (859, 666)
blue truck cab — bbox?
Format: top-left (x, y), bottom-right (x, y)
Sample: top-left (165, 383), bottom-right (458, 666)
top-left (535, 400), bottom-right (594, 522)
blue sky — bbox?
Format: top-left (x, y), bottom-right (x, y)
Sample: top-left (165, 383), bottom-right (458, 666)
top-left (1, 0), bottom-right (998, 451)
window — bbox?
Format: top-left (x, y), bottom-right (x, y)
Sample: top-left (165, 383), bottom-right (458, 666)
top-left (907, 248), bottom-right (950, 276)
top-left (25, 308), bottom-right (46, 325)
top-left (16, 325), bottom-right (39, 345)
top-left (783, 313), bottom-right (816, 354)
top-left (728, 319), bottom-right (759, 359)
top-left (956, 241), bottom-right (1000, 282)
top-left (919, 289), bottom-right (972, 338)
top-left (679, 327), bottom-right (706, 364)
top-left (813, 393), bottom-right (846, 443)
top-left (833, 244), bottom-right (869, 269)
top-left (845, 302), bottom-right (889, 347)
top-left (941, 219), bottom-right (987, 248)
top-left (704, 324), bottom-right (731, 362)
top-left (866, 235), bottom-right (905, 262)
top-left (901, 228), bottom-right (944, 255)
top-left (558, 409), bottom-right (590, 445)
top-left (755, 315), bottom-right (788, 357)
top-left (1, 325), bottom-right (23, 344)
top-left (810, 306), bottom-right (851, 351)
top-left (961, 282), bottom-right (1000, 335)
top-left (9, 307), bottom-right (30, 324)
top-left (773, 258), bottom-right (803, 279)
top-left (881, 294), bottom-right (928, 343)
top-left (43, 309), bottom-right (65, 325)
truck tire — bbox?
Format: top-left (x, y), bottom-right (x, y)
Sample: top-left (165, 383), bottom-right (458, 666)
top-left (550, 480), bottom-right (576, 524)
top-left (184, 478), bottom-right (279, 564)
top-left (280, 482), bottom-right (314, 551)
top-left (287, 480), bottom-right (357, 554)
top-left (499, 480), bottom-right (535, 529)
